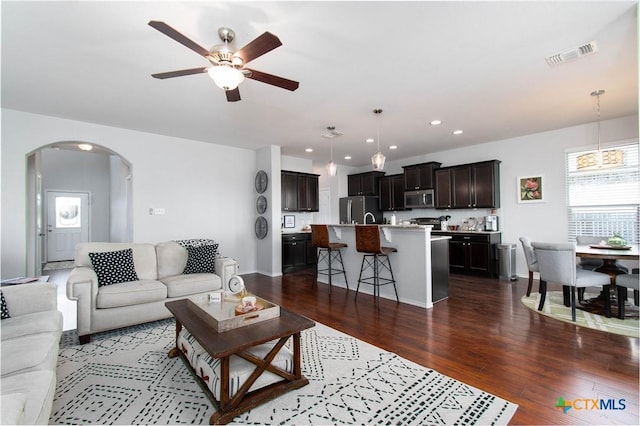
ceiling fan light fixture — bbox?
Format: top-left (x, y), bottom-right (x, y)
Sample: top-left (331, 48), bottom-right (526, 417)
top-left (207, 64), bottom-right (245, 91)
top-left (576, 90), bottom-right (624, 171)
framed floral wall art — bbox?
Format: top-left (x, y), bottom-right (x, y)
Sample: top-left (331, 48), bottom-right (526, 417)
top-left (518, 175), bottom-right (544, 203)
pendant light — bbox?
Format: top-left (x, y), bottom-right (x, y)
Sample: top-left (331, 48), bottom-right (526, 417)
top-left (371, 108), bottom-right (385, 170)
top-left (576, 90), bottom-right (624, 170)
top-left (326, 138), bottom-right (337, 177)
top-left (322, 126), bottom-right (340, 176)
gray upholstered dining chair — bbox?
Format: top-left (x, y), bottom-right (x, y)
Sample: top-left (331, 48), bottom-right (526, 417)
top-left (531, 242), bottom-right (611, 321)
top-left (575, 235), bottom-right (628, 273)
top-left (615, 273), bottom-right (639, 319)
top-left (519, 237), bottom-right (539, 297)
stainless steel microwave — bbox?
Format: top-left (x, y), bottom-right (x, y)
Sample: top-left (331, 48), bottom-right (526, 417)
top-left (404, 189), bottom-right (435, 208)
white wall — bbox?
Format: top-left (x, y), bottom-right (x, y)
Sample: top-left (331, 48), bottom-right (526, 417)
top-left (312, 115), bottom-right (639, 278)
top-left (1, 108), bottom-right (258, 278)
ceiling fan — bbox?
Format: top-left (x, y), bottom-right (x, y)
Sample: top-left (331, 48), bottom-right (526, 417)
top-left (148, 21), bottom-right (299, 102)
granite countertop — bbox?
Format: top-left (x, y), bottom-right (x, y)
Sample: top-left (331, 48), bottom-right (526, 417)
top-left (281, 229), bottom-right (311, 234)
top-left (432, 230), bottom-right (501, 235)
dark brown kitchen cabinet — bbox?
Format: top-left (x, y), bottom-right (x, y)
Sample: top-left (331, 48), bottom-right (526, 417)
top-left (434, 231), bottom-right (501, 277)
top-left (298, 174), bottom-right (319, 211)
top-left (434, 160), bottom-right (500, 209)
top-left (281, 171), bottom-right (319, 212)
top-left (434, 168), bottom-right (453, 209)
top-left (379, 174), bottom-right (408, 211)
top-left (282, 233), bottom-right (316, 273)
top-left (402, 161), bottom-right (441, 191)
top-left (347, 171), bottom-right (385, 196)
top-left (281, 172), bottom-right (299, 211)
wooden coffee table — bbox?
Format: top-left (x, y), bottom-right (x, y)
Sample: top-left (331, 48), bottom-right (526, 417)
top-left (165, 298), bottom-right (315, 424)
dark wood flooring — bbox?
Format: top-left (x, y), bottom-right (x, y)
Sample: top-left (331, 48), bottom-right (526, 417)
top-left (242, 269), bottom-right (639, 425)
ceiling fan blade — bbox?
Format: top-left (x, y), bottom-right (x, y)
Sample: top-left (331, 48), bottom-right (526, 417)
top-left (148, 20), bottom-right (211, 58)
top-left (244, 68), bottom-right (299, 91)
top-left (226, 88), bottom-right (241, 102)
top-left (236, 32), bottom-right (282, 64)
top-left (151, 67), bottom-right (209, 79)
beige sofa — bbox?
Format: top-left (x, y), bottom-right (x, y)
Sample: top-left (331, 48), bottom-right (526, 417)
top-left (67, 241), bottom-right (238, 344)
top-left (1, 282), bottom-right (63, 424)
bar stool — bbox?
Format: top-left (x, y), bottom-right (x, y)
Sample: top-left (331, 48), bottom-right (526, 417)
top-left (311, 225), bottom-right (348, 292)
top-left (354, 225), bottom-right (399, 306)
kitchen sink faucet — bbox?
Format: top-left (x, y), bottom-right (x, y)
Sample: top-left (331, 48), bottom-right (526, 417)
top-left (364, 211), bottom-right (375, 224)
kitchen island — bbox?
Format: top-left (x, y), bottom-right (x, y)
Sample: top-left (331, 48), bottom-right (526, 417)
top-left (317, 224), bottom-right (449, 309)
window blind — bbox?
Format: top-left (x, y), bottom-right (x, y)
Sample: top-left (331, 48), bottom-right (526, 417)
top-left (566, 142), bottom-right (639, 243)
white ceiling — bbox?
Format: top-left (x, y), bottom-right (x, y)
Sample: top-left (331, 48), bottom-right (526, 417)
top-left (2, 1), bottom-right (638, 167)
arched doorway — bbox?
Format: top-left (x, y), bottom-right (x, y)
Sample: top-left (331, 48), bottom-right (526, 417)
top-left (26, 141), bottom-right (133, 275)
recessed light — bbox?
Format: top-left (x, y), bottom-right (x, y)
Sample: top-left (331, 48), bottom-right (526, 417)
top-left (344, 156), bottom-right (352, 160)
top-left (305, 148), bottom-right (313, 152)
top-left (389, 145), bottom-right (398, 150)
top-left (452, 130), bottom-right (464, 135)
top-left (365, 138), bottom-right (374, 143)
top-left (430, 120), bottom-right (442, 126)
top-left (78, 143), bottom-right (93, 151)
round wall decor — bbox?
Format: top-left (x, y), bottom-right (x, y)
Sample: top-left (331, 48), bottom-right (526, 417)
top-left (255, 170), bottom-right (268, 193)
top-left (255, 216), bottom-right (268, 239)
top-left (256, 195), bottom-right (267, 214)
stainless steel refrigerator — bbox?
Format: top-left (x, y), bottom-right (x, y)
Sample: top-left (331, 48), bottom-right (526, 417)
top-left (339, 196), bottom-right (383, 224)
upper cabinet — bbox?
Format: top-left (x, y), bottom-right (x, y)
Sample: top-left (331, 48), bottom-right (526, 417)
top-left (402, 162), bottom-right (441, 191)
top-left (347, 171), bottom-right (386, 196)
top-left (435, 160), bottom-right (501, 209)
top-left (281, 171), bottom-right (319, 212)
top-left (379, 174), bottom-right (408, 211)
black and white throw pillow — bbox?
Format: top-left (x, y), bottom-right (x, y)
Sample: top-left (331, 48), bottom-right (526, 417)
top-left (175, 238), bottom-right (218, 249)
top-left (1, 291), bottom-right (10, 319)
top-left (89, 248), bottom-right (139, 287)
top-left (183, 244), bottom-right (219, 274)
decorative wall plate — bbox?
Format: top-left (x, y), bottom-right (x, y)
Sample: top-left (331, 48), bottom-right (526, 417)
top-left (256, 195), bottom-right (267, 214)
top-left (255, 216), bottom-right (268, 239)
top-left (255, 170), bottom-right (268, 193)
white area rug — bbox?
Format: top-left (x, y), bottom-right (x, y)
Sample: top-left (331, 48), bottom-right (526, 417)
top-left (52, 319), bottom-right (518, 425)
top-left (521, 291), bottom-right (639, 338)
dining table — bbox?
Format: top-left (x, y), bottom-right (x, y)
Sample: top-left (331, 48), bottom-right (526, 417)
top-left (575, 244), bottom-right (639, 319)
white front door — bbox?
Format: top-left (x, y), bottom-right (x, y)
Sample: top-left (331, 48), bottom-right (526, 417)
top-left (46, 191), bottom-right (90, 262)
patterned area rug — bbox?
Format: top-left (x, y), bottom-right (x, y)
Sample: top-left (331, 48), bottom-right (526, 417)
top-left (521, 291), bottom-right (639, 338)
top-left (52, 319), bottom-right (518, 425)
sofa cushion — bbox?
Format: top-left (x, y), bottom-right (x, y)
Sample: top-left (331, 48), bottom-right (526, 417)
top-left (162, 274), bottom-right (221, 298)
top-left (0, 310), bottom-right (63, 341)
top-left (89, 248), bottom-right (139, 287)
top-left (156, 241), bottom-right (188, 279)
top-left (96, 280), bottom-right (167, 309)
top-left (195, 341), bottom-right (294, 400)
top-left (1, 290), bottom-right (10, 319)
top-left (0, 393), bottom-right (26, 425)
top-left (1, 334), bottom-right (59, 377)
top-left (75, 243), bottom-right (158, 280)
top-left (1, 371), bottom-right (56, 425)
top-left (183, 244), bottom-right (219, 274)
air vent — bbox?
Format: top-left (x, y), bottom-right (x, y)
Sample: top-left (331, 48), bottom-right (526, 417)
top-left (545, 41), bottom-right (598, 66)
